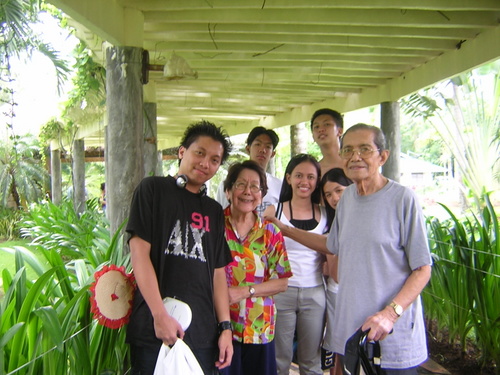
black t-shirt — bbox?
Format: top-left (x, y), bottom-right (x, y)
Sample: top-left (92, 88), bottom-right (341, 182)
top-left (126, 176), bottom-right (232, 349)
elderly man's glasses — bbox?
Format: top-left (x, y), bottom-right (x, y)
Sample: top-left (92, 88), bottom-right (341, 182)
top-left (233, 181), bottom-right (262, 193)
top-left (339, 146), bottom-right (380, 159)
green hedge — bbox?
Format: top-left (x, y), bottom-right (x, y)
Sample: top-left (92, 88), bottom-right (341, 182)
top-left (423, 194), bottom-right (499, 371)
top-left (1, 200), bottom-right (131, 375)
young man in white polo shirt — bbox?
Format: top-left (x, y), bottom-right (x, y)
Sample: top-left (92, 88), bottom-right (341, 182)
top-left (216, 126), bottom-right (281, 217)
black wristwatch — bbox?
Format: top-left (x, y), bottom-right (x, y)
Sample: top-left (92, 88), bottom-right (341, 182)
top-left (218, 321), bottom-right (233, 335)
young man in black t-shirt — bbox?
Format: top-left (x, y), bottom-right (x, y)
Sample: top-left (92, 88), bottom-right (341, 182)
top-left (126, 120), bottom-right (234, 375)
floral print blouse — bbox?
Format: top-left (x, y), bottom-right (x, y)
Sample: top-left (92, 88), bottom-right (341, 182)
top-left (224, 206), bottom-right (293, 344)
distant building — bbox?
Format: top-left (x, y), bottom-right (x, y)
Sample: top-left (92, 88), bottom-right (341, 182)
top-left (399, 153), bottom-right (448, 188)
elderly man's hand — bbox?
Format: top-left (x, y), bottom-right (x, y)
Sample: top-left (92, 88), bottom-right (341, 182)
top-left (264, 215), bottom-right (285, 230)
top-left (361, 306), bottom-right (398, 341)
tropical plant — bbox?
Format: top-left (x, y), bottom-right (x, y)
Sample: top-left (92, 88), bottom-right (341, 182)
top-left (423, 194), bottom-right (499, 371)
top-left (39, 41), bottom-right (106, 151)
top-left (401, 61), bottom-right (500, 207)
top-left (0, 199), bottom-right (131, 374)
top-left (425, 217), bottom-right (474, 352)
top-left (399, 114), bottom-right (445, 165)
top-left (0, 135), bottom-right (49, 208)
top-left (38, 41), bottom-right (107, 204)
top-left (62, 41), bottom-right (106, 121)
top-left (0, 0), bottom-right (69, 93)
top-left (0, 207), bottom-right (22, 240)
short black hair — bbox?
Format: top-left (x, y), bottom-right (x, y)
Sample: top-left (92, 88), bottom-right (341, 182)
top-left (279, 154), bottom-right (321, 204)
top-left (246, 126), bottom-right (279, 150)
top-left (180, 120), bottom-right (232, 164)
top-left (310, 108), bottom-right (344, 130)
top-left (223, 160), bottom-right (268, 198)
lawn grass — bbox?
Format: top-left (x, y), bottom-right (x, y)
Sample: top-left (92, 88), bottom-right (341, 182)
top-left (0, 238), bottom-right (47, 297)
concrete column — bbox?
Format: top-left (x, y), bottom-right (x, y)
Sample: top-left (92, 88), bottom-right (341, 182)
top-left (381, 101), bottom-right (401, 182)
top-left (290, 123), bottom-right (308, 156)
top-left (106, 46), bottom-right (144, 236)
top-left (268, 156), bottom-right (276, 176)
top-left (156, 151), bottom-right (163, 176)
top-left (104, 124), bottom-right (108, 201)
top-left (50, 145), bottom-right (62, 205)
top-left (143, 102), bottom-right (158, 177)
top-left (72, 139), bottom-right (86, 214)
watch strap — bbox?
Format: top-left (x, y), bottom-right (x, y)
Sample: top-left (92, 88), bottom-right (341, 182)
top-left (389, 301), bottom-right (403, 317)
top-left (218, 320), bottom-right (233, 335)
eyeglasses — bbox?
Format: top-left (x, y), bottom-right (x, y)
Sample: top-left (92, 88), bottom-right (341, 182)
top-left (339, 146), bottom-right (380, 159)
top-left (233, 181), bottom-right (262, 193)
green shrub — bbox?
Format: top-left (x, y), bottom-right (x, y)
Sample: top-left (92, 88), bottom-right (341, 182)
top-left (424, 194), bottom-right (499, 371)
top-left (1, 200), bottom-right (131, 374)
top-left (0, 208), bottom-right (22, 241)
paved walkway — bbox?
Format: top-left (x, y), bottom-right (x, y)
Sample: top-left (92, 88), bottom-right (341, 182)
top-left (288, 358), bottom-right (450, 374)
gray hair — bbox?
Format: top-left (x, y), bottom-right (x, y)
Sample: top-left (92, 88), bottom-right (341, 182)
top-left (341, 123), bottom-right (386, 151)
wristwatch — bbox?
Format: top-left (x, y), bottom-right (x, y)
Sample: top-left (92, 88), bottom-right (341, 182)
top-left (218, 321), bottom-right (233, 335)
top-left (249, 286), bottom-right (256, 297)
top-left (389, 301), bottom-right (403, 317)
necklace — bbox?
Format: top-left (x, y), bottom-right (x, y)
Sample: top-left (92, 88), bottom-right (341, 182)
top-left (229, 217), bottom-right (253, 242)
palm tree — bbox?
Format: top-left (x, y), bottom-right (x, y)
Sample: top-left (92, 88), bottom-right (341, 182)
top-left (0, 1), bottom-right (69, 208)
top-left (0, 134), bottom-right (49, 208)
top-left (401, 61), bottom-right (500, 208)
top-left (0, 0), bottom-right (69, 92)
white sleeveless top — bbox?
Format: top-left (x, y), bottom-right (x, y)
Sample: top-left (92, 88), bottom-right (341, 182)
top-left (277, 203), bottom-right (328, 288)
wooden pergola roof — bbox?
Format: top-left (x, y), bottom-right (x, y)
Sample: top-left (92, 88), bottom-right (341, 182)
top-left (48, 0), bottom-right (500, 148)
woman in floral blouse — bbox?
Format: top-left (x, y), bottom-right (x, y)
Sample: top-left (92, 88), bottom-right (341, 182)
top-left (221, 160), bottom-right (293, 375)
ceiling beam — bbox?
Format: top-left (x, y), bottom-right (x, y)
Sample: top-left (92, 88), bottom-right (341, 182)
top-left (143, 41), bottom-right (440, 57)
top-left (120, 0), bottom-right (500, 12)
top-left (144, 9), bottom-right (499, 29)
top-left (143, 23), bottom-right (486, 40)
top-left (249, 24), bottom-right (500, 130)
top-left (49, 0), bottom-right (143, 47)
top-left (144, 32), bottom-right (459, 51)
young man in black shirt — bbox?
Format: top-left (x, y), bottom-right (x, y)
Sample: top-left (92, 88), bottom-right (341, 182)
top-left (126, 120), bottom-right (234, 374)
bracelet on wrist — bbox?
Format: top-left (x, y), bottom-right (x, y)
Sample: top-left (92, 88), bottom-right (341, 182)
top-left (218, 320), bottom-right (233, 335)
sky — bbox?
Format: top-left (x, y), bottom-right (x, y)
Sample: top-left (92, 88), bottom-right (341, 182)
top-left (1, 12), bottom-right (79, 139)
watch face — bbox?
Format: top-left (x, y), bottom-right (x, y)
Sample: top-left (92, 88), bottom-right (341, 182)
top-left (395, 305), bottom-right (403, 315)
top-left (392, 303), bottom-right (403, 316)
top-left (390, 302), bottom-right (403, 316)
top-left (249, 287), bottom-right (256, 296)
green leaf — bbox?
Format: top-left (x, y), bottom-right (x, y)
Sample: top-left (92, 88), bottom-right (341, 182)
top-left (0, 322), bottom-right (24, 348)
top-left (34, 306), bottom-right (64, 352)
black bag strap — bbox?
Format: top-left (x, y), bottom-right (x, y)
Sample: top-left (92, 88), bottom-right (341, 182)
top-left (276, 202), bottom-right (283, 220)
top-left (358, 331), bottom-right (382, 375)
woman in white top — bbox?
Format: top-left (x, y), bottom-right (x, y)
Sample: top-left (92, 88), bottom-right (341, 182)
top-left (266, 167), bottom-right (353, 375)
top-left (264, 154), bottom-right (328, 375)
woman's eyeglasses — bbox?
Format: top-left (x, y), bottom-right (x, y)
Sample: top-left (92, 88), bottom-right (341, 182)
top-left (233, 181), bottom-right (262, 193)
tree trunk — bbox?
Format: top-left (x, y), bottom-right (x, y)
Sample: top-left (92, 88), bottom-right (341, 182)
top-left (290, 123), bottom-right (307, 156)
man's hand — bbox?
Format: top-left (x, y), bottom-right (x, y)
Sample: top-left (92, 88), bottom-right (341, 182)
top-left (153, 312), bottom-right (184, 346)
top-left (215, 330), bottom-right (233, 369)
top-left (361, 306), bottom-right (397, 341)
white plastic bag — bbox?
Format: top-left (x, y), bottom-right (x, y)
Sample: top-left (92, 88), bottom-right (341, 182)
top-left (153, 339), bottom-right (204, 375)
